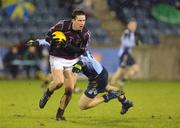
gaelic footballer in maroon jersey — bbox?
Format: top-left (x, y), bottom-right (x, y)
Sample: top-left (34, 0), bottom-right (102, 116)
top-left (39, 9), bottom-right (91, 121)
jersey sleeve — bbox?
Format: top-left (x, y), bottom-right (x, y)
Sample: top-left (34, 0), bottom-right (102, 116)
top-left (46, 20), bottom-right (64, 42)
top-left (80, 30), bottom-right (91, 51)
top-left (36, 39), bottom-right (50, 50)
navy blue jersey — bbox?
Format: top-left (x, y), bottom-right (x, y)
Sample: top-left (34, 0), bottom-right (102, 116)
top-left (80, 51), bottom-right (103, 80)
top-left (48, 20), bottom-right (91, 59)
top-left (118, 29), bottom-right (136, 67)
top-left (118, 29), bottom-right (136, 57)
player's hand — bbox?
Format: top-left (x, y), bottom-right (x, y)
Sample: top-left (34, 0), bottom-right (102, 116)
top-left (72, 63), bottom-right (82, 73)
top-left (55, 39), bottom-right (67, 48)
top-left (26, 40), bottom-right (38, 46)
top-left (59, 39), bottom-right (67, 48)
top-left (51, 38), bottom-right (60, 45)
top-left (45, 33), bottom-right (59, 44)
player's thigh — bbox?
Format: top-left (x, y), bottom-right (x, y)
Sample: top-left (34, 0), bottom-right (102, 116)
top-left (64, 70), bottom-right (75, 89)
top-left (79, 93), bottom-right (93, 107)
top-left (51, 69), bottom-right (64, 85)
top-left (72, 73), bottom-right (78, 85)
top-left (46, 73), bottom-right (52, 81)
top-left (115, 67), bottom-right (126, 77)
top-left (49, 56), bottom-right (65, 83)
top-left (64, 73), bottom-right (77, 84)
top-left (105, 84), bottom-right (119, 91)
top-left (128, 64), bottom-right (139, 74)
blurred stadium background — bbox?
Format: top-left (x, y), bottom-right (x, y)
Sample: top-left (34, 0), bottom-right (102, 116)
top-left (0, 0), bottom-right (180, 128)
top-left (0, 0), bottom-right (180, 80)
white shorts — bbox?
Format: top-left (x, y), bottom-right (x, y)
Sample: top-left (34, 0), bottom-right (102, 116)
top-left (49, 55), bottom-right (79, 71)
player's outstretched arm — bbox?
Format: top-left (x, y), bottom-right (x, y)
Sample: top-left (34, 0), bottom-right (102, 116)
top-left (27, 39), bottom-right (51, 50)
top-left (60, 41), bottom-right (85, 54)
top-left (26, 40), bottom-right (39, 46)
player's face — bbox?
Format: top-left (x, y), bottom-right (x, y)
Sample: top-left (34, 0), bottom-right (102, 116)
top-left (72, 15), bottom-right (86, 31)
top-left (128, 21), bottom-right (137, 32)
top-left (12, 47), bottom-right (18, 54)
top-left (28, 46), bottom-right (36, 53)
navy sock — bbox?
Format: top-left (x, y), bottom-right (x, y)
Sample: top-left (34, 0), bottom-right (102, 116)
top-left (118, 95), bottom-right (127, 104)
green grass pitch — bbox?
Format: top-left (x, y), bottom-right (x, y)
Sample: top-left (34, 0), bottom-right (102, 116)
top-left (0, 79), bottom-right (180, 128)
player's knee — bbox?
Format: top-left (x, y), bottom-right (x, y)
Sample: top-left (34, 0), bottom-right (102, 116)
top-left (53, 79), bottom-right (64, 88)
top-left (65, 88), bottom-right (73, 96)
top-left (79, 105), bottom-right (87, 110)
top-left (78, 102), bottom-right (88, 110)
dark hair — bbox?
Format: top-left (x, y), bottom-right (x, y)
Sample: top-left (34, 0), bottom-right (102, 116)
top-left (125, 18), bottom-right (136, 25)
top-left (71, 9), bottom-right (86, 19)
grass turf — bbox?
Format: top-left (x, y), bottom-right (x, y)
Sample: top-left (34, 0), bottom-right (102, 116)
top-left (0, 80), bottom-right (180, 128)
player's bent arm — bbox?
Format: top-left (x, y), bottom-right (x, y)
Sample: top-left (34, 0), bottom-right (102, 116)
top-left (63, 43), bottom-right (85, 55)
top-left (63, 34), bottom-right (90, 55)
top-left (35, 39), bottom-right (51, 50)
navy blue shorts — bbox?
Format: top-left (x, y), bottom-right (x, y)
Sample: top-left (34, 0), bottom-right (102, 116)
top-left (119, 52), bottom-right (135, 68)
top-left (84, 67), bottom-right (108, 98)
